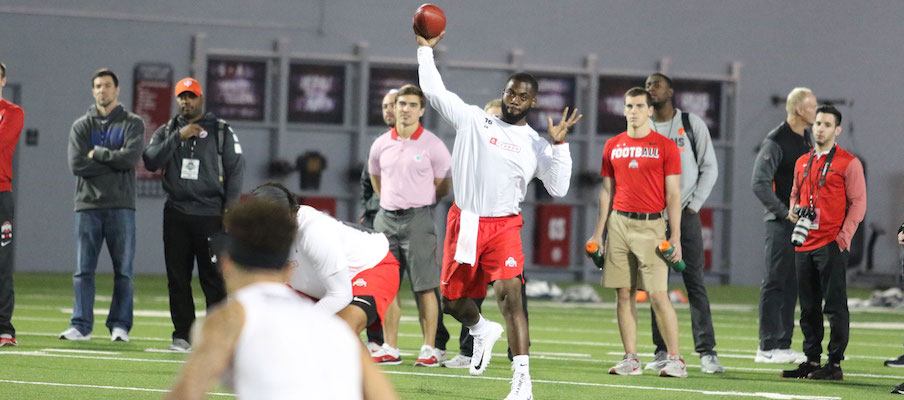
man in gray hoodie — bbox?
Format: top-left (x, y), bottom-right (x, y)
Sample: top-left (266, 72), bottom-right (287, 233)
top-left (143, 77), bottom-right (244, 352)
top-left (62, 69), bottom-right (145, 342)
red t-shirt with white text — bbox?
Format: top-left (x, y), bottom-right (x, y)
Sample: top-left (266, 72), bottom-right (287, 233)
top-left (600, 131), bottom-right (681, 213)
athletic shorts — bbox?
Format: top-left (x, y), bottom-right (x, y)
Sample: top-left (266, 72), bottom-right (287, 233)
top-left (602, 211), bottom-right (669, 292)
top-left (352, 251), bottom-right (401, 330)
top-left (440, 203), bottom-right (524, 300)
top-left (373, 206), bottom-right (440, 292)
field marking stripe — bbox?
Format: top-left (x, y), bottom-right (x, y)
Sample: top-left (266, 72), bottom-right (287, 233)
top-left (0, 379), bottom-right (233, 397)
top-left (383, 371), bottom-right (839, 399)
top-left (42, 348), bottom-right (120, 355)
top-left (0, 351), bottom-right (186, 364)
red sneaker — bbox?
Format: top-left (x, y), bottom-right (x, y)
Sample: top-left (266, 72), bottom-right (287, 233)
top-left (414, 345), bottom-right (442, 367)
top-left (0, 334), bottom-right (17, 347)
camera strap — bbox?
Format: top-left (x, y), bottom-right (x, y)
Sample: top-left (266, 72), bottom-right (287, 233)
top-left (800, 145), bottom-right (837, 209)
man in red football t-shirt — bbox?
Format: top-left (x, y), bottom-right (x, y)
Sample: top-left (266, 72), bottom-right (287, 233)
top-left (589, 87), bottom-right (686, 378)
top-left (0, 61), bottom-right (24, 347)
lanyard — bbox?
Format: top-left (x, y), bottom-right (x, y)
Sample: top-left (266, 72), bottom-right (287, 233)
top-left (799, 145), bottom-right (837, 209)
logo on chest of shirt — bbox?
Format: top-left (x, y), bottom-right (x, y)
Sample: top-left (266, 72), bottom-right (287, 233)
top-left (629, 160), bottom-right (639, 169)
top-left (483, 117), bottom-right (494, 128)
top-left (610, 145), bottom-right (660, 160)
top-left (489, 137), bottom-right (521, 153)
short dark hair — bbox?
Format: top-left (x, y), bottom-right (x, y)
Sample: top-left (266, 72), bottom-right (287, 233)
top-left (249, 182), bottom-right (300, 213)
top-left (395, 84), bottom-right (426, 108)
top-left (816, 104), bottom-right (842, 126)
top-left (506, 72), bottom-right (538, 95)
top-left (223, 198), bottom-right (298, 270)
top-left (92, 69), bottom-right (119, 88)
top-left (0, 62), bottom-right (6, 79)
top-left (648, 72), bottom-right (673, 88)
top-left (625, 87), bottom-right (653, 107)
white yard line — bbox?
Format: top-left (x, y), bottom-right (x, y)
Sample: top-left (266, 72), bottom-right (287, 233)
top-left (383, 371), bottom-right (840, 399)
top-left (0, 379), bottom-right (233, 397)
top-left (42, 348), bottom-right (120, 355)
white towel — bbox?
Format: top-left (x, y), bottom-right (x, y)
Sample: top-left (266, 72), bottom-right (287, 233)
top-left (454, 209), bottom-right (480, 265)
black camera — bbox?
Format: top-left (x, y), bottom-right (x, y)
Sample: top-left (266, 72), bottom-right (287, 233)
top-left (791, 207), bottom-right (817, 247)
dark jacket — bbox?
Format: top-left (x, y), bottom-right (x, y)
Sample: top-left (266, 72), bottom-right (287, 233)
top-left (142, 112), bottom-right (244, 216)
top-left (68, 104), bottom-right (145, 211)
top-left (751, 121), bottom-right (811, 221)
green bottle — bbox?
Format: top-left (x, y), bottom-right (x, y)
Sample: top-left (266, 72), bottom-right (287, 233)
top-left (586, 241), bottom-right (604, 269)
top-left (658, 241), bottom-right (686, 272)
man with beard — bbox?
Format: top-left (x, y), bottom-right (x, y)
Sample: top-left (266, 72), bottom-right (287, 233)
top-left (62, 69), bottom-right (145, 342)
top-left (780, 105), bottom-right (864, 381)
top-left (417, 31), bottom-right (580, 400)
top-left (643, 73), bottom-right (722, 373)
top-left (752, 88), bottom-right (817, 364)
top-left (143, 77), bottom-right (244, 352)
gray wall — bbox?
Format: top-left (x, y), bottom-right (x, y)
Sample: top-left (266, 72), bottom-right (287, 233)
top-left (1, 1), bottom-right (902, 285)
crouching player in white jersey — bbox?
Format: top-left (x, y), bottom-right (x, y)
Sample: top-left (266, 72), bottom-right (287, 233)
top-left (416, 31), bottom-right (581, 400)
top-left (249, 183), bottom-right (402, 339)
top-left (165, 198), bottom-right (397, 400)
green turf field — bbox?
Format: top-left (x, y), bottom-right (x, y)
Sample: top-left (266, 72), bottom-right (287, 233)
top-left (2, 272), bottom-right (904, 399)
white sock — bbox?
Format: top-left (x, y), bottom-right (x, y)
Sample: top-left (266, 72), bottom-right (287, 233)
top-left (468, 314), bottom-right (489, 336)
top-left (512, 355), bottom-right (530, 374)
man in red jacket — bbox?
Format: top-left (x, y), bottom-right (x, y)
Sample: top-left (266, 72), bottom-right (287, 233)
top-left (781, 105), bottom-right (865, 381)
top-left (0, 61), bottom-right (24, 347)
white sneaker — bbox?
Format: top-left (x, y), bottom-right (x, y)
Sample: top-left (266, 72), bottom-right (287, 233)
top-left (435, 348), bottom-right (447, 363)
top-left (659, 357), bottom-right (688, 378)
top-left (470, 321), bottom-right (504, 376)
top-left (365, 341), bottom-right (382, 355)
top-left (700, 354), bottom-right (724, 373)
top-left (609, 355), bottom-right (642, 375)
top-left (59, 327), bottom-right (90, 341)
top-left (169, 338), bottom-right (191, 352)
top-left (111, 327), bottom-right (129, 342)
top-left (644, 350), bottom-right (668, 371)
top-left (371, 343), bottom-right (402, 365)
top-left (443, 353), bottom-right (472, 368)
top-left (414, 345), bottom-right (442, 367)
top-left (754, 348), bottom-right (775, 363)
top-left (504, 371), bottom-right (533, 400)
top-left (782, 348), bottom-right (807, 364)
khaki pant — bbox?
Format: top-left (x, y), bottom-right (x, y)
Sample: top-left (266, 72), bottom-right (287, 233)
top-left (602, 211), bottom-right (668, 292)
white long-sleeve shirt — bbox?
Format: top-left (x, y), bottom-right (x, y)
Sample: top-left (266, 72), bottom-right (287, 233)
top-left (287, 206), bottom-right (390, 315)
top-left (417, 46), bottom-right (572, 263)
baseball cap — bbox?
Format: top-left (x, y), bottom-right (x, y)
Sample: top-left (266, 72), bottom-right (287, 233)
top-left (175, 78), bottom-right (203, 97)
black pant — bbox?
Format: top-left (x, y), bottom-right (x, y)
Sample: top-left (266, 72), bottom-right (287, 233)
top-left (651, 209), bottom-right (718, 355)
top-left (0, 192), bottom-right (15, 336)
top-left (163, 206), bottom-right (226, 341)
top-left (458, 278), bottom-right (529, 357)
top-left (797, 242), bottom-right (849, 365)
top-left (759, 219), bottom-right (798, 350)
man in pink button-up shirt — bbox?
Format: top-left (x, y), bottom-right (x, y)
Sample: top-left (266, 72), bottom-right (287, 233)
top-left (368, 84), bottom-right (452, 367)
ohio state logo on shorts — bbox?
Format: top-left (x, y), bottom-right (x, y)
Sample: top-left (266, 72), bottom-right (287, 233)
top-left (505, 257), bottom-right (517, 268)
top-left (352, 278), bottom-right (368, 287)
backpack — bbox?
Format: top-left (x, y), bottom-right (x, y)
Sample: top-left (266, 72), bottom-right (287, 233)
top-left (681, 112), bottom-right (699, 164)
top-left (164, 117), bottom-right (227, 184)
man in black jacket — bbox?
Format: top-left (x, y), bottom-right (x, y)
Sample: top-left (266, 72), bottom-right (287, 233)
top-left (751, 87), bottom-right (816, 364)
top-left (143, 77), bottom-right (244, 352)
top-left (63, 69), bottom-right (145, 343)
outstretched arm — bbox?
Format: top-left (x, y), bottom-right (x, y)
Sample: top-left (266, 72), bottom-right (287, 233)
top-left (416, 31), bottom-right (473, 131)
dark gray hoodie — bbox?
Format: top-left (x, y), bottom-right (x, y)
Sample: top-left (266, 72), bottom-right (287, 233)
top-left (68, 104), bottom-right (145, 211)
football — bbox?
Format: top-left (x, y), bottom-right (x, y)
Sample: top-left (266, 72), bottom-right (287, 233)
top-left (413, 4), bottom-right (446, 39)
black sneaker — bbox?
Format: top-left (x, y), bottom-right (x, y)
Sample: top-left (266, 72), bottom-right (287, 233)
top-left (807, 364), bottom-right (843, 381)
top-left (892, 382), bottom-right (904, 394)
top-left (780, 362), bottom-right (820, 378)
top-left (886, 354), bottom-right (904, 367)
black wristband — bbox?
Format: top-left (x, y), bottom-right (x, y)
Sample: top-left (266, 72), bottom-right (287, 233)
top-left (553, 140), bottom-right (565, 145)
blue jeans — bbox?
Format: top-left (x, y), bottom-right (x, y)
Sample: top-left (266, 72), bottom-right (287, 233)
top-left (70, 209), bottom-right (135, 335)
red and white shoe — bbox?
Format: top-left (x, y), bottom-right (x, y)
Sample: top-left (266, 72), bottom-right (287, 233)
top-left (371, 344), bottom-right (402, 365)
top-left (365, 341), bottom-right (382, 355)
top-left (0, 333), bottom-right (17, 347)
top-left (414, 345), bottom-right (442, 367)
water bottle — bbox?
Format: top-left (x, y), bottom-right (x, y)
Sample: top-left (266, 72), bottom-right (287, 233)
top-left (585, 241), bottom-right (605, 269)
top-left (658, 240), bottom-right (686, 272)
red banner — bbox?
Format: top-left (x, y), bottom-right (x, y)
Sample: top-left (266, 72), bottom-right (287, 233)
top-left (533, 204), bottom-right (572, 267)
top-left (699, 208), bottom-right (714, 270)
top-left (132, 63), bottom-right (173, 180)
top-left (302, 197), bottom-right (337, 217)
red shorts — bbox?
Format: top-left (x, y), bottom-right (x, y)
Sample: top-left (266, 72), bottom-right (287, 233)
top-left (352, 251), bottom-right (401, 329)
top-left (441, 203), bottom-right (525, 300)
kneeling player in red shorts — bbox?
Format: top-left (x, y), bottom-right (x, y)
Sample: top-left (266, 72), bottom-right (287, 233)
top-left (249, 183), bottom-right (400, 338)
